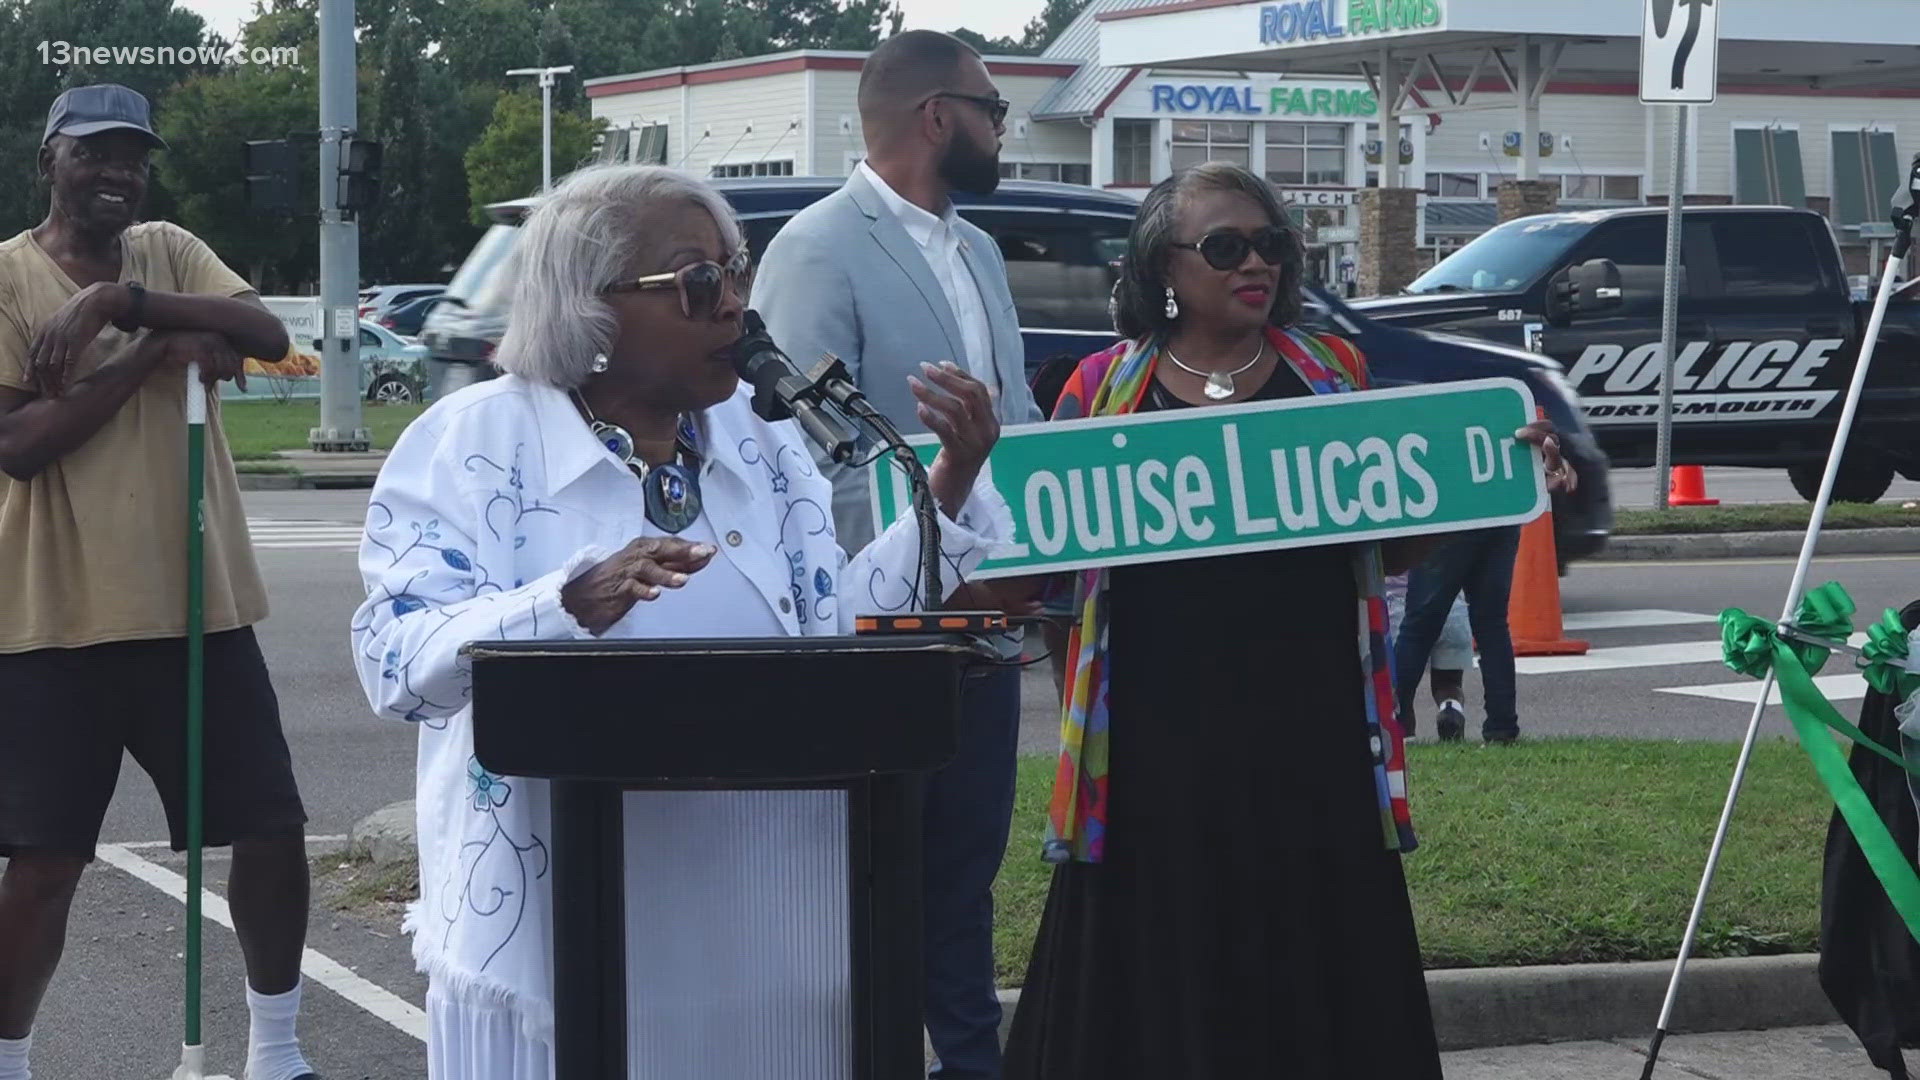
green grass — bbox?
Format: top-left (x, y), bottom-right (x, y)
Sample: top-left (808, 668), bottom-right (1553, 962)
top-left (310, 738), bottom-right (1839, 988)
top-left (1615, 501), bottom-right (1920, 535)
top-left (220, 400), bottom-right (428, 461)
top-left (991, 737), bottom-right (1832, 984)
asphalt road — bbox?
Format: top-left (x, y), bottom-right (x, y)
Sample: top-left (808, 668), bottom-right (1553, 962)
top-left (15, 485), bottom-right (1919, 1077)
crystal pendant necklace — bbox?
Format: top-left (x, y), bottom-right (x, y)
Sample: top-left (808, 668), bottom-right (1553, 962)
top-left (1165, 336), bottom-right (1267, 401)
top-left (573, 392), bottom-right (705, 534)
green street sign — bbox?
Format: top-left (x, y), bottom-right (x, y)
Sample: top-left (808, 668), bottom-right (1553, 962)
top-left (869, 378), bottom-right (1547, 579)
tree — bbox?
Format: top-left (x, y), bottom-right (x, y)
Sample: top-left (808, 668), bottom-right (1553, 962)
top-left (156, 64), bottom-right (320, 292)
top-left (463, 88), bottom-right (603, 222)
top-left (1019, 0), bottom-right (1089, 52)
top-left (361, 0), bottom-right (446, 282)
top-left (436, 0), bottom-right (542, 89)
top-left (536, 5), bottom-right (582, 114)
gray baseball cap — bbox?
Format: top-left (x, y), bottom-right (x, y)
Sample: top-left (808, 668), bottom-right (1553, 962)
top-left (42, 84), bottom-right (168, 150)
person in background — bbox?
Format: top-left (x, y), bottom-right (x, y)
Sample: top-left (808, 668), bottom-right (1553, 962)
top-left (1002, 162), bottom-right (1575, 1078)
top-left (1394, 526), bottom-right (1536, 744)
top-left (0, 84), bottom-right (314, 1080)
top-left (1386, 573), bottom-right (1476, 740)
top-left (752, 30), bottom-right (1042, 1080)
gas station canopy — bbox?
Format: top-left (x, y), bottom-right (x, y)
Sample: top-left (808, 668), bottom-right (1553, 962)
top-left (1097, 0), bottom-right (1920, 183)
top-left (1098, 0), bottom-right (1920, 90)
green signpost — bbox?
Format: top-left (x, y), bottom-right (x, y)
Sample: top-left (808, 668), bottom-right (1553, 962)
top-left (870, 378), bottom-right (1547, 580)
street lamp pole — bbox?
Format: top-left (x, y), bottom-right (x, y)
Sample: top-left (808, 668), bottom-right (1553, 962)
top-left (507, 65), bottom-right (575, 192)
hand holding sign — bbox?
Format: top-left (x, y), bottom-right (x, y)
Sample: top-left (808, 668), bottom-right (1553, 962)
top-left (1519, 418), bottom-right (1577, 493)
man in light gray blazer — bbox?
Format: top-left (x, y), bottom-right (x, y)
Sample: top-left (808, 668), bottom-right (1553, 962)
top-left (752, 30), bottom-right (1041, 1080)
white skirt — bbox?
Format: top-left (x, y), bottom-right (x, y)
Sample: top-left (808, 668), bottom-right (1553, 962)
top-left (426, 789), bottom-right (854, 1079)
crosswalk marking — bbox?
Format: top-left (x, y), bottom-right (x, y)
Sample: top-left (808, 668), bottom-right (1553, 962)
top-left (1561, 609), bottom-right (1719, 632)
top-left (247, 518), bottom-right (360, 551)
top-left (1659, 673), bottom-right (1868, 705)
top-left (1517, 640), bottom-right (1729, 674)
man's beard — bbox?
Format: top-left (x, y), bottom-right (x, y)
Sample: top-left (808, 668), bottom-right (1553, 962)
top-left (939, 134), bottom-right (1000, 196)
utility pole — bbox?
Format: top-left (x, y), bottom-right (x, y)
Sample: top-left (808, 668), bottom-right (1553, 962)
top-left (314, 0), bottom-right (367, 451)
top-left (507, 65), bottom-right (575, 192)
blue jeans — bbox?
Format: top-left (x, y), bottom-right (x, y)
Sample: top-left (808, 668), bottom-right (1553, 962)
top-left (1394, 527), bottom-right (1524, 740)
top-left (924, 665), bottom-right (1022, 1078)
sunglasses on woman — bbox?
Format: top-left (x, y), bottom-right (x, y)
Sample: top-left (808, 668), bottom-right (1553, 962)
top-left (1171, 226), bottom-right (1295, 272)
top-left (604, 249), bottom-right (753, 318)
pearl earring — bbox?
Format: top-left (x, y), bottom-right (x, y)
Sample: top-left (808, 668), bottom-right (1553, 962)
top-left (1164, 288), bottom-right (1179, 320)
top-left (590, 353), bottom-right (609, 374)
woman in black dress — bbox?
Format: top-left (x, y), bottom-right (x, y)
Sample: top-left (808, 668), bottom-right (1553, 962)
top-left (1004, 163), bottom-right (1576, 1078)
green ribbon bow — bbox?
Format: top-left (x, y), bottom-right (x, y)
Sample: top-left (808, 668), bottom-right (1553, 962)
top-left (1717, 581), bottom-right (1920, 943)
top-left (1861, 607), bottom-right (1919, 698)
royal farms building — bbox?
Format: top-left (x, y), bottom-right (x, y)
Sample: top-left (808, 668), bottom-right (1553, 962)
top-left (587, 0), bottom-right (1920, 290)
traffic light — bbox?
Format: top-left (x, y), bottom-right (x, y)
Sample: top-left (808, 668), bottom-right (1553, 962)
top-left (339, 137), bottom-right (382, 213)
top-left (242, 139), bottom-right (296, 214)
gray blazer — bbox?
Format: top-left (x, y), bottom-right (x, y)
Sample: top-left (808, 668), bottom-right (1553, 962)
top-left (751, 169), bottom-right (1043, 553)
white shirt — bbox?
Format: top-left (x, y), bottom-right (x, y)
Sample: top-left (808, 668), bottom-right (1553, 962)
top-left (349, 374), bottom-right (1013, 1061)
top-left (857, 161), bottom-right (998, 391)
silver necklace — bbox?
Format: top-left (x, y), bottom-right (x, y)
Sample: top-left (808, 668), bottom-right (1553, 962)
top-left (572, 392), bottom-right (706, 534)
top-left (1165, 337), bottom-right (1267, 401)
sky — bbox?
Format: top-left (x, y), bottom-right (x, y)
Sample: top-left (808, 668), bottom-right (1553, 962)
top-left (177, 0), bottom-right (1043, 53)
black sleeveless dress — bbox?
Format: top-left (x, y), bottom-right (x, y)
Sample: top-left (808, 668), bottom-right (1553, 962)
top-left (1002, 368), bottom-right (1443, 1079)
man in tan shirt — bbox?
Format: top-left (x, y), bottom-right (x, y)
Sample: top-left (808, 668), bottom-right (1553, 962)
top-left (0, 85), bottom-right (317, 1080)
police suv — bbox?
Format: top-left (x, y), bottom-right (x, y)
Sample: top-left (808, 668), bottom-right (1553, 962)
top-left (1351, 206), bottom-right (1920, 502)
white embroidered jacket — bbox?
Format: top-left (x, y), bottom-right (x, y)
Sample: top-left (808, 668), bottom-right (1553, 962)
top-left (348, 374), bottom-right (1012, 1038)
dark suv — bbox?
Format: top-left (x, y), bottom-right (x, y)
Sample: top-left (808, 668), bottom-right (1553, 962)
top-left (420, 176), bottom-right (1610, 559)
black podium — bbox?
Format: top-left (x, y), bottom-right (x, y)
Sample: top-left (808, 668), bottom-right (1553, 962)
top-left (466, 634), bottom-right (989, 1079)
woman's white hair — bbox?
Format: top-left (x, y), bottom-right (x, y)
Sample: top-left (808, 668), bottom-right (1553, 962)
top-left (494, 164), bottom-right (744, 388)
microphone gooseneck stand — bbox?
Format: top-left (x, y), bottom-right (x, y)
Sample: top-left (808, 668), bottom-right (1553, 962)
top-left (832, 374), bottom-right (944, 608)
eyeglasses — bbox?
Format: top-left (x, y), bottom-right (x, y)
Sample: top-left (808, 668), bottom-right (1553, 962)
top-left (604, 250), bottom-right (752, 318)
top-left (1171, 226), bottom-right (1296, 272)
top-left (922, 92), bottom-right (1011, 126)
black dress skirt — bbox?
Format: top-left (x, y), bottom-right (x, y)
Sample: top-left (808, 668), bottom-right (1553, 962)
top-left (1003, 369), bottom-right (1443, 1079)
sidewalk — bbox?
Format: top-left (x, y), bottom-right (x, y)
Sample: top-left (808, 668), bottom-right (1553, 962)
top-left (1442, 1023), bottom-right (1911, 1079)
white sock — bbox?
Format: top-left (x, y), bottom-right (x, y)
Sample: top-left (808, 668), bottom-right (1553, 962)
top-left (0, 1033), bottom-right (30, 1080)
top-left (245, 980), bottom-right (313, 1080)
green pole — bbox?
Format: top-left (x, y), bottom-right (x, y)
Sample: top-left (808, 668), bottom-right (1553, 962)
top-left (184, 361), bottom-right (206, 1062)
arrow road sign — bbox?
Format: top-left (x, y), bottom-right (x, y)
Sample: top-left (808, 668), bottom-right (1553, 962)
top-left (1641, 0), bottom-right (1719, 104)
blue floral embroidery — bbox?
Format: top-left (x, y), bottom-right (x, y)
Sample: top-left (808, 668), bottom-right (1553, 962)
top-left (814, 567), bottom-right (833, 599)
top-left (467, 757), bottom-right (511, 811)
top-left (442, 758), bottom-right (549, 972)
top-left (441, 548), bottom-right (472, 571)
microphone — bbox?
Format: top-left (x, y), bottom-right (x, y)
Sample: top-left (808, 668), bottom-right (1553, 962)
top-left (1890, 150), bottom-right (1920, 257)
top-left (730, 310), bottom-right (861, 464)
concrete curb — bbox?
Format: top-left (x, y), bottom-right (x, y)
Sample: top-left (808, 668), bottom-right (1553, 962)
top-left (1599, 527), bottom-right (1920, 561)
top-left (352, 801), bottom-right (1839, 1051)
top-left (238, 472), bottom-right (377, 490)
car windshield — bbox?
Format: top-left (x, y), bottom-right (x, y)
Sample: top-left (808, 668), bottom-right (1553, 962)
top-left (444, 225), bottom-right (520, 308)
top-left (1405, 216), bottom-right (1592, 295)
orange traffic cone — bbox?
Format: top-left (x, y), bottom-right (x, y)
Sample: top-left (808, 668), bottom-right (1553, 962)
top-left (1508, 507), bottom-right (1589, 656)
top-left (1669, 465), bottom-right (1719, 506)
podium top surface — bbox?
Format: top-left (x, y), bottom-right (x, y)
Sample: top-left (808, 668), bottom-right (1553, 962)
top-left (467, 634), bottom-right (995, 784)
top-left (462, 633), bottom-right (988, 662)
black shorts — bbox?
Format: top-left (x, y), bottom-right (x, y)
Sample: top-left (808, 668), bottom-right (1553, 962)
top-left (0, 627), bottom-right (308, 858)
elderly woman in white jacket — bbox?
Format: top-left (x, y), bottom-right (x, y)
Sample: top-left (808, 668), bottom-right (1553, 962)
top-left (350, 164), bottom-right (1012, 1078)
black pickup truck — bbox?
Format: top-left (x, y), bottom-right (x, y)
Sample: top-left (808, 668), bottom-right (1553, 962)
top-left (1350, 206), bottom-right (1920, 502)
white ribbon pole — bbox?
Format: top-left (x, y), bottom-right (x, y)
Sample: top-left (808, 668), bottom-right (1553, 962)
top-left (1638, 247), bottom-right (1909, 1076)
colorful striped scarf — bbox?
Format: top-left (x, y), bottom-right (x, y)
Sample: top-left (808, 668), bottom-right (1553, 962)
top-left (1042, 325), bottom-right (1417, 863)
